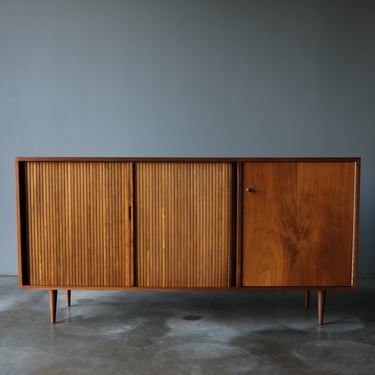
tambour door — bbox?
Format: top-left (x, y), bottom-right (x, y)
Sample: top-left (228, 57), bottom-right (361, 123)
top-left (17, 161), bottom-right (134, 287)
top-left (242, 161), bottom-right (358, 287)
top-left (136, 162), bottom-right (234, 288)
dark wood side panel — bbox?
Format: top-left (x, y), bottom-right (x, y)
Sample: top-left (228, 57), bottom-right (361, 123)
top-left (19, 161), bottom-right (133, 287)
top-left (136, 162), bottom-right (233, 288)
top-left (16, 161), bottom-right (29, 286)
top-left (242, 161), bottom-right (357, 287)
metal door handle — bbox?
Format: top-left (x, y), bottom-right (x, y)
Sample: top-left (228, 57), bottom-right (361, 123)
top-left (245, 187), bottom-right (256, 193)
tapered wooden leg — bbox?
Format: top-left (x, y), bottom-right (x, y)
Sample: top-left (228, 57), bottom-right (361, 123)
top-left (304, 291), bottom-right (310, 309)
top-left (49, 290), bottom-right (58, 324)
top-left (317, 290), bottom-right (326, 325)
top-left (66, 290), bottom-right (71, 307)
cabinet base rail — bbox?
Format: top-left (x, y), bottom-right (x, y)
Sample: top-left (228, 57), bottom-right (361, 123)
top-left (48, 289), bottom-right (327, 325)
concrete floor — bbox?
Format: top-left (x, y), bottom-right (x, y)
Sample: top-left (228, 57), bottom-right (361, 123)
top-left (1, 277), bottom-right (375, 374)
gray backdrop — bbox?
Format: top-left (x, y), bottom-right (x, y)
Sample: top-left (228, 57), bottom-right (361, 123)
top-left (1, 0), bottom-right (374, 276)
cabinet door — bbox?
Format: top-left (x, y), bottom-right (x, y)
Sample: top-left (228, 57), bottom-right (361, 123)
top-left (242, 161), bottom-right (358, 287)
top-left (136, 162), bottom-right (233, 288)
top-left (20, 161), bottom-right (134, 287)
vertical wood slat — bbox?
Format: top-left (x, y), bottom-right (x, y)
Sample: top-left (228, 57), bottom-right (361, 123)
top-left (23, 161), bottom-right (133, 287)
top-left (136, 162), bottom-right (233, 288)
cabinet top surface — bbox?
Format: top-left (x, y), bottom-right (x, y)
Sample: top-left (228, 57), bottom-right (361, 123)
top-left (15, 157), bottom-right (361, 163)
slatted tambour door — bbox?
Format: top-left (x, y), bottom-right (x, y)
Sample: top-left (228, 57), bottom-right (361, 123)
top-left (23, 161), bottom-right (133, 287)
top-left (242, 161), bottom-right (357, 287)
top-left (136, 162), bottom-right (233, 288)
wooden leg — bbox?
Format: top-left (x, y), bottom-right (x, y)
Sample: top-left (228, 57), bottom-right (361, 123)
top-left (317, 290), bottom-right (326, 325)
top-left (304, 291), bottom-right (310, 309)
top-left (66, 290), bottom-right (71, 307)
top-left (49, 290), bottom-right (58, 324)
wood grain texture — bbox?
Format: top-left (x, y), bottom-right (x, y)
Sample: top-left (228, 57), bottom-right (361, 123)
top-left (242, 162), bottom-right (358, 287)
top-left (22, 161), bottom-right (133, 287)
top-left (236, 162), bottom-right (243, 288)
top-left (136, 162), bottom-right (233, 287)
top-left (15, 157), bottom-right (360, 294)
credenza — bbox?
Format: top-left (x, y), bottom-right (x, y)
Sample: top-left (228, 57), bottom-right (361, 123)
top-left (15, 157), bottom-right (360, 324)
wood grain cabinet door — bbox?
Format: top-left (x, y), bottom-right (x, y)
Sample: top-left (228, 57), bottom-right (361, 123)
top-left (242, 161), bottom-right (359, 287)
top-left (136, 162), bottom-right (233, 288)
top-left (19, 161), bottom-right (134, 287)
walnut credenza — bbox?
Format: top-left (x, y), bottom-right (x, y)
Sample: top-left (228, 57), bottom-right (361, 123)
top-left (15, 157), bottom-right (360, 324)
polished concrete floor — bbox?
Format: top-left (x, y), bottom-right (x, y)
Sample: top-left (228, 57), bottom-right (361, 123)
top-left (1, 276), bottom-right (375, 375)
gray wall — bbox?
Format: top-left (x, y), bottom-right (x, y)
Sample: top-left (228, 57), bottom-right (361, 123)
top-left (1, 0), bottom-right (374, 276)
